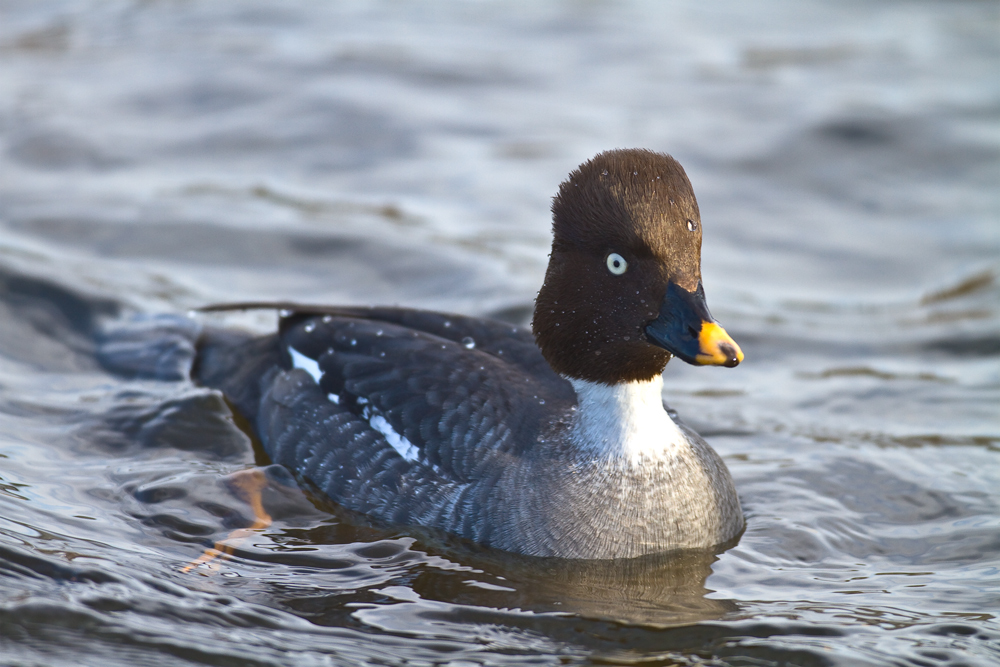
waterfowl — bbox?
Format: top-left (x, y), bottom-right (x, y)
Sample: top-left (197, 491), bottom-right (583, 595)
top-left (195, 148), bottom-right (744, 559)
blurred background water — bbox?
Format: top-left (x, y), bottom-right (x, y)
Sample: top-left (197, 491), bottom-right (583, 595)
top-left (0, 1), bottom-right (998, 665)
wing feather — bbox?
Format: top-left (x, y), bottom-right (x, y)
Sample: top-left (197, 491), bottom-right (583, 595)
top-left (276, 310), bottom-right (574, 483)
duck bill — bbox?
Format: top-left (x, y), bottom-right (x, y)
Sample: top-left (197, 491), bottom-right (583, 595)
top-left (644, 282), bottom-right (744, 367)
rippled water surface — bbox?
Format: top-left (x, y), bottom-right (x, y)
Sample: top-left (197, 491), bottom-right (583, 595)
top-left (1, 1), bottom-right (998, 665)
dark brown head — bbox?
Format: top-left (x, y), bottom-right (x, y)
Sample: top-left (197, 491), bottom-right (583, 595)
top-left (532, 149), bottom-right (742, 384)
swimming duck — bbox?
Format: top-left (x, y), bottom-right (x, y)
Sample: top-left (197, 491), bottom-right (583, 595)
top-left (196, 148), bottom-right (744, 559)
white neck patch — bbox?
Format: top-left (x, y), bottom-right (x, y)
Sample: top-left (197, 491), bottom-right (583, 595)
top-left (568, 375), bottom-right (688, 464)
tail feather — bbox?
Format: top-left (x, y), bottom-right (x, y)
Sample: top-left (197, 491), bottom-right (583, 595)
top-left (194, 328), bottom-right (281, 426)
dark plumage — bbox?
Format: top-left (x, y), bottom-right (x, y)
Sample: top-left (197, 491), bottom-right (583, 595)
top-left (534, 150), bottom-right (704, 383)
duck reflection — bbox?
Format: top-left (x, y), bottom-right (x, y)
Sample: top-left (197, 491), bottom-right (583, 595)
top-left (178, 465), bottom-right (739, 628)
top-left (408, 534), bottom-right (740, 627)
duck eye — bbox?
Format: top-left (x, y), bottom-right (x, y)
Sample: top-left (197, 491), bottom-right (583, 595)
top-left (606, 253), bottom-right (628, 275)
top-left (687, 219), bottom-right (698, 232)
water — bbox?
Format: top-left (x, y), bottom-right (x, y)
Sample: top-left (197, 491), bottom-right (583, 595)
top-left (1, 1), bottom-right (998, 665)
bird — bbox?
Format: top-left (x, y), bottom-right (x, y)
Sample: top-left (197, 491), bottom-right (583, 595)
top-left (194, 148), bottom-right (745, 560)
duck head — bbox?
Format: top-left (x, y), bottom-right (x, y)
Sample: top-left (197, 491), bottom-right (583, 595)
top-left (532, 148), bottom-right (743, 384)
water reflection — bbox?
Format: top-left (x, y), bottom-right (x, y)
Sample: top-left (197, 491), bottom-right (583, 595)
top-left (434, 543), bottom-right (741, 626)
top-left (163, 460), bottom-right (739, 628)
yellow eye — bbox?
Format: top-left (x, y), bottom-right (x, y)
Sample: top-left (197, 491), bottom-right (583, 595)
top-left (606, 253), bottom-right (628, 275)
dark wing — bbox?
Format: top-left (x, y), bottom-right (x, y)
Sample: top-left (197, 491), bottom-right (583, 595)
top-left (274, 309), bottom-right (575, 483)
top-left (311, 306), bottom-right (558, 385)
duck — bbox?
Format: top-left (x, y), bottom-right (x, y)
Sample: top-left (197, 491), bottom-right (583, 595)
top-left (194, 148), bottom-right (745, 560)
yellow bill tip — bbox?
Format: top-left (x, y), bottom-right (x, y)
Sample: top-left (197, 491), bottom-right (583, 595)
top-left (694, 321), bottom-right (744, 367)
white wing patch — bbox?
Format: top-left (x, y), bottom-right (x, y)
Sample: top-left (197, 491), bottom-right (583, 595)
top-left (369, 415), bottom-right (420, 462)
top-left (290, 345), bottom-right (423, 465)
top-left (289, 346), bottom-right (323, 383)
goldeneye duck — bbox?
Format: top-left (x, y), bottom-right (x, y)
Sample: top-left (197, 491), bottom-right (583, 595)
top-left (196, 148), bottom-right (745, 559)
